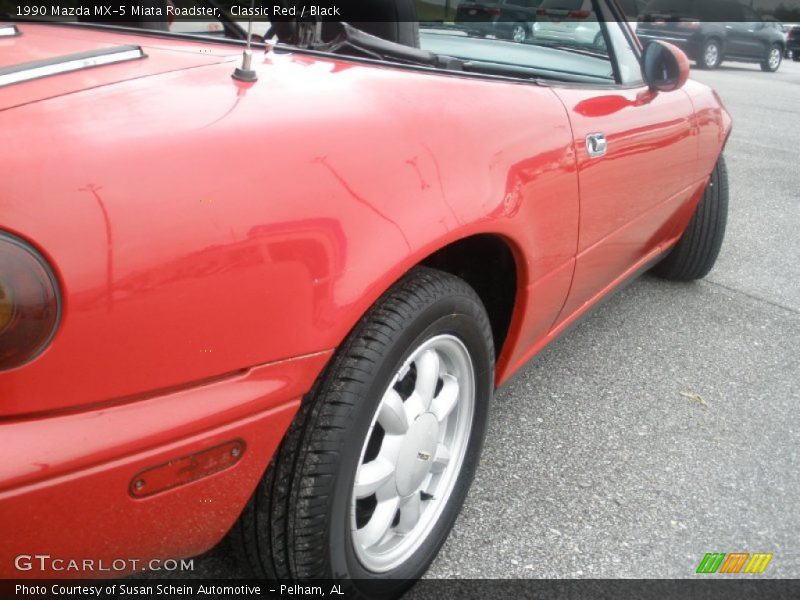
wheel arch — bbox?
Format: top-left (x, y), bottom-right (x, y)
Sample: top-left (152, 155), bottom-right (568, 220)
top-left (332, 230), bottom-right (525, 377)
top-left (703, 35), bottom-right (725, 54)
top-left (420, 233), bottom-right (520, 361)
top-left (707, 34), bottom-right (724, 50)
top-left (769, 39), bottom-right (786, 57)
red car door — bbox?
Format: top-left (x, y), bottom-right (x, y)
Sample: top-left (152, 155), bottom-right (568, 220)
top-left (550, 21), bottom-right (698, 326)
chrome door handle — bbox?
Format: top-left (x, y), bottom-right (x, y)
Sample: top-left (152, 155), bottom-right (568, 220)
top-left (586, 133), bottom-right (607, 158)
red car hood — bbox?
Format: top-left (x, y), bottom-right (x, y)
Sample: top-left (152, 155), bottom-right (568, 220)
top-left (0, 22), bottom-right (240, 111)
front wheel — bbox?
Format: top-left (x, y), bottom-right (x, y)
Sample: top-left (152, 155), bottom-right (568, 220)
top-left (697, 38), bottom-right (722, 69)
top-left (761, 44), bottom-right (783, 72)
top-left (652, 155), bottom-right (728, 281)
top-left (510, 22), bottom-right (528, 43)
top-left (232, 267), bottom-right (494, 596)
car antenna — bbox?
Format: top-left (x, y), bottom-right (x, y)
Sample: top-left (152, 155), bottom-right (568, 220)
top-left (232, 0), bottom-right (257, 82)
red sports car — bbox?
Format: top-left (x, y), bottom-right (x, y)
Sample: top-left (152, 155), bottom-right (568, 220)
top-left (0, 0), bottom-right (730, 594)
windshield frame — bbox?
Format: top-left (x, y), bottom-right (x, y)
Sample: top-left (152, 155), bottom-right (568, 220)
top-left (8, 0), bottom-right (643, 89)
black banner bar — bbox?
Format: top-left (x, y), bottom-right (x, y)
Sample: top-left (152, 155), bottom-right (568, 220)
top-left (2, 0), bottom-right (800, 24)
top-left (2, 579), bottom-right (800, 600)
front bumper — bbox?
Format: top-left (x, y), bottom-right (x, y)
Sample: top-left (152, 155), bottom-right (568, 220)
top-left (0, 351), bottom-right (331, 578)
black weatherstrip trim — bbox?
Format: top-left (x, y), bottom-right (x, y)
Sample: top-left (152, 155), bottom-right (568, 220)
top-left (0, 44), bottom-right (146, 87)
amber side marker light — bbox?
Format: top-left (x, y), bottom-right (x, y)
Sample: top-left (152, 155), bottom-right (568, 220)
top-left (130, 440), bottom-right (246, 498)
top-left (0, 233), bottom-right (61, 370)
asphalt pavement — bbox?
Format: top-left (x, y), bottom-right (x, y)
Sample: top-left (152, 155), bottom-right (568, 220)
top-left (176, 58), bottom-right (800, 581)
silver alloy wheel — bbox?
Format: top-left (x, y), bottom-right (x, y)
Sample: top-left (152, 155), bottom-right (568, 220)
top-left (512, 24), bottom-right (527, 43)
top-left (705, 42), bottom-right (719, 67)
top-left (768, 47), bottom-right (781, 70)
top-left (350, 334), bottom-right (475, 573)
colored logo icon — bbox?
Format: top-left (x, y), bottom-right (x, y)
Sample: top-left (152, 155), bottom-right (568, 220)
top-left (696, 553), bottom-right (773, 574)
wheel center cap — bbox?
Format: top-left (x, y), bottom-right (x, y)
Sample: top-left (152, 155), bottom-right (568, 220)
top-left (394, 413), bottom-right (439, 497)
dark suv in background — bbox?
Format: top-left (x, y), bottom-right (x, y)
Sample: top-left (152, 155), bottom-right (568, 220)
top-left (637, 0), bottom-right (786, 71)
top-left (453, 0), bottom-right (646, 42)
top-left (455, 0), bottom-right (543, 42)
top-left (786, 24), bottom-right (800, 60)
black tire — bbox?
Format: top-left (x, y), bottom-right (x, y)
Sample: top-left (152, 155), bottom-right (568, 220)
top-left (652, 155), bottom-right (728, 281)
top-left (760, 43), bottom-right (783, 72)
top-left (697, 38), bottom-right (722, 69)
top-left (231, 267), bottom-right (494, 597)
top-left (794, 53), bottom-right (800, 62)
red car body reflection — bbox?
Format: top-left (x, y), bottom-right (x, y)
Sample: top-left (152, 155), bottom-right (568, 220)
top-left (0, 22), bottom-right (730, 576)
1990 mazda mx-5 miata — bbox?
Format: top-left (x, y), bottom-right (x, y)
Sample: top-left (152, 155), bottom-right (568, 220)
top-left (1, 0), bottom-right (729, 593)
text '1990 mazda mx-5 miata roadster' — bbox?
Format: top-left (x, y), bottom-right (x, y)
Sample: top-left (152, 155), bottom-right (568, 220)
top-left (0, 0), bottom-right (730, 594)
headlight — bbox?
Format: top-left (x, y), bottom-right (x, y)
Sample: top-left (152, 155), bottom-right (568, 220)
top-left (0, 232), bottom-right (61, 370)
